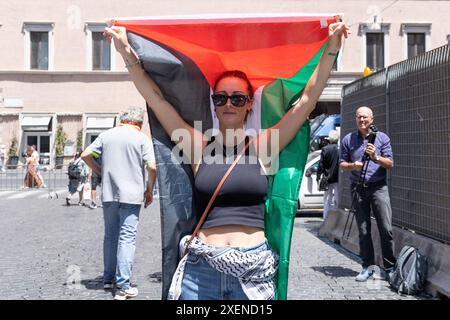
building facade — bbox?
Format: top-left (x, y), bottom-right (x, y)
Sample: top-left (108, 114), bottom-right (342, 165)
top-left (1, 0), bottom-right (449, 165)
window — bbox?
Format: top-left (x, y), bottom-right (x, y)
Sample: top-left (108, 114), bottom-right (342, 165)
top-left (92, 32), bottom-right (111, 70)
top-left (85, 133), bottom-right (99, 148)
top-left (366, 33), bottom-right (385, 70)
top-left (85, 23), bottom-right (114, 71)
top-left (359, 23), bottom-right (390, 72)
top-left (89, 134), bottom-right (99, 144)
top-left (30, 31), bottom-right (49, 69)
top-left (401, 23), bottom-right (431, 60)
top-left (23, 22), bottom-right (54, 70)
top-left (24, 133), bottom-right (51, 164)
top-left (407, 33), bottom-right (425, 58)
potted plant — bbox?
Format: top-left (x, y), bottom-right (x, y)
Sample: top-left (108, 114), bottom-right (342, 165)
top-left (55, 124), bottom-right (67, 169)
top-left (8, 136), bottom-right (19, 169)
top-left (76, 130), bottom-right (83, 153)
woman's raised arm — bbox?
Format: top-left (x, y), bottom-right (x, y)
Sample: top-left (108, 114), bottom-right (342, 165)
top-left (257, 22), bottom-right (350, 156)
top-left (104, 26), bottom-right (205, 165)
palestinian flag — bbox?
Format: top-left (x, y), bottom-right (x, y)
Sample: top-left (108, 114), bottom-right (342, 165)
top-left (112, 13), bottom-right (339, 300)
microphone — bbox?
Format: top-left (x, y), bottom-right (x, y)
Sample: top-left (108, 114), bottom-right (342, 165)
top-left (363, 124), bottom-right (378, 161)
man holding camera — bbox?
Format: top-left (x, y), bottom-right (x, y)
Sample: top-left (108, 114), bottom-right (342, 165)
top-left (339, 106), bottom-right (396, 282)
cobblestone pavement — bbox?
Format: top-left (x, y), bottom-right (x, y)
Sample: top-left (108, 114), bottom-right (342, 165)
top-left (288, 217), bottom-right (422, 300)
top-left (0, 193), bottom-right (161, 300)
top-left (0, 191), bottom-right (427, 300)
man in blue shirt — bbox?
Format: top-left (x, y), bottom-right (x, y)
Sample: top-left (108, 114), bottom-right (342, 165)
top-left (340, 106), bottom-right (396, 281)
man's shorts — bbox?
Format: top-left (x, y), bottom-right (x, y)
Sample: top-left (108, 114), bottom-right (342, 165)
top-left (91, 176), bottom-right (102, 190)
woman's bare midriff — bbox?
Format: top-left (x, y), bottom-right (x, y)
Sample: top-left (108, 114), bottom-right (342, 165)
top-left (198, 224), bottom-right (265, 247)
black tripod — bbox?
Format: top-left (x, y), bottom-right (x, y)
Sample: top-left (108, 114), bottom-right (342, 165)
top-left (342, 124), bottom-right (378, 240)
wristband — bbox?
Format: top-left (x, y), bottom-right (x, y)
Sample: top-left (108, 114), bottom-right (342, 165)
top-left (125, 59), bottom-right (141, 69)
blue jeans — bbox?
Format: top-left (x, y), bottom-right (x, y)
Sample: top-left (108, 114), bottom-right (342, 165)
top-left (180, 240), bottom-right (269, 300)
top-left (102, 202), bottom-right (141, 289)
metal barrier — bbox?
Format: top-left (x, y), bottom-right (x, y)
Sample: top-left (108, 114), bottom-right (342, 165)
top-left (339, 44), bottom-right (450, 244)
top-left (0, 164), bottom-right (69, 198)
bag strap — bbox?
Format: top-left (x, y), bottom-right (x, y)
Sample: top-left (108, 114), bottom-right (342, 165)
top-left (183, 137), bottom-right (253, 257)
top-left (398, 246), bottom-right (416, 282)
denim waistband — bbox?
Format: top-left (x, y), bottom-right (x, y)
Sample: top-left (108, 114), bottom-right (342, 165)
top-left (226, 239), bottom-right (268, 253)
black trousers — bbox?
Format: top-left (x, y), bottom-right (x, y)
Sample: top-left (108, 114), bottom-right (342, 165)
top-left (351, 182), bottom-right (396, 269)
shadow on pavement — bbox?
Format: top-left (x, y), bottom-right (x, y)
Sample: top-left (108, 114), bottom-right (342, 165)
top-left (148, 272), bottom-right (162, 283)
top-left (81, 276), bottom-right (105, 290)
top-left (311, 266), bottom-right (359, 278)
top-left (295, 217), bottom-right (363, 265)
top-left (294, 218), bottom-right (324, 233)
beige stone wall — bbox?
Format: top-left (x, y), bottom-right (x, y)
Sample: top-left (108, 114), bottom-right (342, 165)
top-left (57, 114), bottom-right (82, 146)
top-left (0, 73), bottom-right (144, 113)
top-left (0, 115), bottom-right (20, 160)
top-left (0, 0), bottom-right (449, 164)
top-left (1, 0), bottom-right (449, 72)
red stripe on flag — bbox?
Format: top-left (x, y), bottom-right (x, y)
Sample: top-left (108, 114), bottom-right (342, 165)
top-left (113, 16), bottom-right (338, 90)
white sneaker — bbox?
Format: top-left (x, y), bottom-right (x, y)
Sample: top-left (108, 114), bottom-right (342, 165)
top-left (355, 267), bottom-right (374, 282)
top-left (114, 287), bottom-right (138, 300)
top-left (89, 203), bottom-right (98, 209)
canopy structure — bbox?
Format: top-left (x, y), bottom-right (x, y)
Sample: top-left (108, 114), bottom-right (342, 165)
top-left (21, 116), bottom-right (52, 131)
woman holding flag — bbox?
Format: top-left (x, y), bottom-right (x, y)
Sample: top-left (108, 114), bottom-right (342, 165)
top-left (105, 20), bottom-right (350, 300)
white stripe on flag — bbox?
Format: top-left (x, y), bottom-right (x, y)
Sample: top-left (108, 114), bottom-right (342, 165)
top-left (245, 86), bottom-right (263, 135)
top-left (111, 13), bottom-right (342, 21)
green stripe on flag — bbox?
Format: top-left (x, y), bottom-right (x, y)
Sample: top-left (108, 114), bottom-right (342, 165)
top-left (261, 43), bottom-right (327, 300)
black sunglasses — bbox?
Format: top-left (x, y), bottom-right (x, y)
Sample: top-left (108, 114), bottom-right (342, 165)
top-left (211, 94), bottom-right (251, 107)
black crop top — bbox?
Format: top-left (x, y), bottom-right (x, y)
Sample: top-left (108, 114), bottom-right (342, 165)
top-left (194, 136), bottom-right (268, 229)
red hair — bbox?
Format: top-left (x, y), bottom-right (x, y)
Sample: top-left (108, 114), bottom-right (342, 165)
top-left (213, 70), bottom-right (254, 98)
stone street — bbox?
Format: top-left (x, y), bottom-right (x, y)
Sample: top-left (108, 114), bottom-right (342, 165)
top-left (0, 190), bottom-right (424, 300)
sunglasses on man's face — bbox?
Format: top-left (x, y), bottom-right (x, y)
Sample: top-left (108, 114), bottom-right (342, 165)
top-left (211, 94), bottom-right (251, 107)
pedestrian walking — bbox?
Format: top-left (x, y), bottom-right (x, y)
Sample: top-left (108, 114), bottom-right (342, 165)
top-left (339, 106), bottom-right (396, 282)
top-left (0, 144), bottom-right (6, 173)
top-left (23, 146), bottom-right (43, 189)
top-left (317, 129), bottom-right (340, 220)
top-left (66, 152), bottom-right (88, 206)
top-left (81, 107), bottom-right (157, 300)
top-left (31, 145), bottom-right (46, 188)
top-left (88, 155), bottom-right (102, 209)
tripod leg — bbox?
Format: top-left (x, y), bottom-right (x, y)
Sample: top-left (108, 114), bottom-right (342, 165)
top-left (343, 157), bottom-right (370, 240)
top-left (347, 209), bottom-right (356, 239)
top-left (343, 185), bottom-right (359, 239)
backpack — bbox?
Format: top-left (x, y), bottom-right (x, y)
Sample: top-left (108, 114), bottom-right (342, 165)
top-left (68, 160), bottom-right (82, 179)
top-left (388, 245), bottom-right (428, 295)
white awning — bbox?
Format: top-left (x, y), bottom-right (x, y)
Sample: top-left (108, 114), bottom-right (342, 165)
top-left (319, 85), bottom-right (343, 101)
top-left (21, 116), bottom-right (52, 131)
top-left (86, 117), bottom-right (115, 130)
